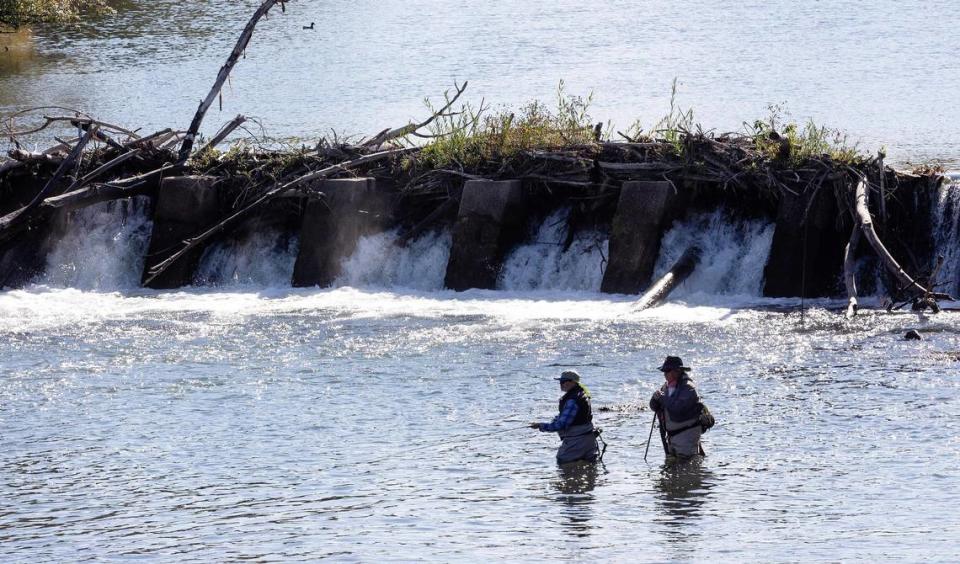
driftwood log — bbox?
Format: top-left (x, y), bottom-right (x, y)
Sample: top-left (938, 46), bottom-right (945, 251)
top-left (635, 245), bottom-right (701, 311)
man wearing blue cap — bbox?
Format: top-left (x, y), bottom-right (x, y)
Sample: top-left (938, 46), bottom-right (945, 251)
top-left (530, 370), bottom-right (600, 464)
top-left (649, 356), bottom-right (707, 459)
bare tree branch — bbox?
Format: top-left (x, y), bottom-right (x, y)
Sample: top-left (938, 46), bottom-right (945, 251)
top-left (197, 114), bottom-right (248, 154)
top-left (178, 0), bottom-right (281, 162)
top-left (362, 81), bottom-right (469, 149)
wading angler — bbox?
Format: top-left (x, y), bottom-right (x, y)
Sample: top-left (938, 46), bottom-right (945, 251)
top-left (648, 356), bottom-right (715, 460)
top-left (531, 370), bottom-right (601, 465)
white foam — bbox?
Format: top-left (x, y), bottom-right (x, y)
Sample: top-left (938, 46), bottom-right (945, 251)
top-left (499, 208), bottom-right (608, 291)
top-left (0, 285), bottom-right (775, 334)
top-left (41, 197), bottom-right (152, 290)
top-left (653, 210), bottom-right (774, 297)
top-left (335, 229), bottom-right (451, 290)
top-left (194, 230), bottom-right (298, 287)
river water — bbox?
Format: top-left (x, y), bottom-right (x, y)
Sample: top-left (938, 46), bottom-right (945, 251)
top-left (2, 1), bottom-right (960, 561)
top-left (1, 0), bottom-right (959, 166)
top-left (1, 197), bottom-right (959, 560)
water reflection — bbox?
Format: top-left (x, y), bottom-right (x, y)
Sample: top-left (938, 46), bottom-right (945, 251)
top-left (550, 461), bottom-right (599, 537)
top-left (653, 457), bottom-right (715, 542)
top-left (0, 29), bottom-right (37, 75)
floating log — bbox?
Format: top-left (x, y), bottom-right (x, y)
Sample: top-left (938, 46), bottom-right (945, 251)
top-left (635, 245), bottom-right (701, 311)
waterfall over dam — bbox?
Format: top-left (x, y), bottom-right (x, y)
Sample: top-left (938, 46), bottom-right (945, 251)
top-left (20, 176), bottom-right (960, 303)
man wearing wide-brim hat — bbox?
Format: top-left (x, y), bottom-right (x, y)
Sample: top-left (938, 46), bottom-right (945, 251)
top-left (649, 356), bottom-right (706, 459)
top-left (530, 370), bottom-right (600, 464)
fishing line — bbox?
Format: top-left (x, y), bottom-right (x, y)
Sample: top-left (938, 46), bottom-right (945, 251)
top-left (321, 424), bottom-right (531, 473)
top-left (321, 403), bottom-right (646, 473)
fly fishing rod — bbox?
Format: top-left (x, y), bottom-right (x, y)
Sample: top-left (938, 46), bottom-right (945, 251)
top-left (323, 424), bottom-right (531, 472)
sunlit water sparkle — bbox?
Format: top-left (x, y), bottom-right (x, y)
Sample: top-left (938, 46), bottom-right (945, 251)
top-left (3, 1), bottom-right (960, 558)
top-left (1, 286), bottom-right (958, 561)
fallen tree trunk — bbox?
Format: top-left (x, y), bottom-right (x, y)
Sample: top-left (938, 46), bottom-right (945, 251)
top-left (853, 177), bottom-right (953, 302)
top-left (635, 245), bottom-right (701, 311)
top-left (42, 163), bottom-right (184, 211)
top-left (843, 225), bottom-right (860, 318)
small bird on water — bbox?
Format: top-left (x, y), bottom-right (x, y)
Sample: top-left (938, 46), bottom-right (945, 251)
top-left (303, 22), bottom-right (315, 30)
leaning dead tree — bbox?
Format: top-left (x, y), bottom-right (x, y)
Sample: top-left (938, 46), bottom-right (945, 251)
top-left (848, 175), bottom-right (953, 314)
top-left (178, 0), bottom-right (282, 162)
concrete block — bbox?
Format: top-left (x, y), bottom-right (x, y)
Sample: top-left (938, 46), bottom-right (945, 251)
top-left (601, 181), bottom-right (673, 294)
top-left (762, 184), bottom-right (845, 297)
top-left (292, 178), bottom-right (385, 287)
top-left (444, 180), bottom-right (527, 291)
top-left (142, 176), bottom-right (219, 289)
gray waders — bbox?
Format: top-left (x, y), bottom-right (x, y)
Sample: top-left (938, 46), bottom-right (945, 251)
top-left (556, 422), bottom-right (600, 464)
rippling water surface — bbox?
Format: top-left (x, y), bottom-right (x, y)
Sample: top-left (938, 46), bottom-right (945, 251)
top-left (3, 1), bottom-right (960, 560)
top-left (1, 0), bottom-right (958, 165)
top-left (2, 289), bottom-right (958, 560)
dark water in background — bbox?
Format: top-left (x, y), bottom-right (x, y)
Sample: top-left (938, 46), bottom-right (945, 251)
top-left (1, 0), bottom-right (958, 166)
top-left (2, 1), bottom-right (960, 561)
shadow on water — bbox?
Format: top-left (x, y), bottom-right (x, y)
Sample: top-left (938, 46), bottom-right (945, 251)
top-left (550, 460), bottom-right (600, 537)
top-left (653, 457), bottom-right (715, 541)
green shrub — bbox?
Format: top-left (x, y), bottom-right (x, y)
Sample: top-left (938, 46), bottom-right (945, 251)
top-left (746, 104), bottom-right (861, 166)
top-left (416, 81), bottom-right (598, 169)
top-left (0, 0), bottom-right (119, 27)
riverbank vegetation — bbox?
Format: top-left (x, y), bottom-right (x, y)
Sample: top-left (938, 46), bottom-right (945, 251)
top-left (0, 0), bottom-right (120, 27)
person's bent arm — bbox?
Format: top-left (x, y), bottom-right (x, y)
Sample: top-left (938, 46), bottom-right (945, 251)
top-left (538, 399), bottom-right (579, 432)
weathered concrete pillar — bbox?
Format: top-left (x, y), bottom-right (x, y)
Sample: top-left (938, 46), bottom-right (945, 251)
top-left (292, 178), bottom-right (384, 287)
top-left (762, 184), bottom-right (845, 297)
top-left (142, 176), bottom-right (219, 289)
top-left (600, 181), bottom-right (673, 294)
top-left (444, 179), bottom-right (527, 291)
